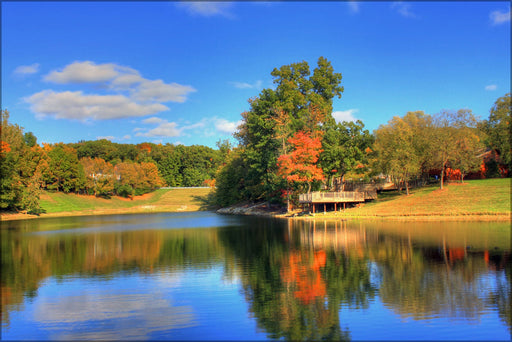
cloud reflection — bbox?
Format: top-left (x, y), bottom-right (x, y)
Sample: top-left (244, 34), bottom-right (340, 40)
top-left (34, 286), bottom-right (196, 340)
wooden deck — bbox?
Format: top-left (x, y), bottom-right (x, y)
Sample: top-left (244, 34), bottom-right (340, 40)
top-left (298, 191), bottom-right (366, 204)
top-left (298, 190), bottom-right (377, 213)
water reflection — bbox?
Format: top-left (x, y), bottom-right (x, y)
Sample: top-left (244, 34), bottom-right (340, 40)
top-left (1, 214), bottom-right (510, 340)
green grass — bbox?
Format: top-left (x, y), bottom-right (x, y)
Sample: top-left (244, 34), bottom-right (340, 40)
top-left (311, 178), bottom-right (511, 219)
top-left (37, 188), bottom-right (213, 215)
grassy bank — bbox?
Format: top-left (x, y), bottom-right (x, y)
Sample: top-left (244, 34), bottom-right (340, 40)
top-left (299, 178), bottom-right (511, 221)
top-left (0, 188), bottom-right (213, 221)
top-left (1, 179), bottom-right (510, 222)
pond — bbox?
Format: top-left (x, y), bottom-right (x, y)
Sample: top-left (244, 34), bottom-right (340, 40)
top-left (1, 212), bottom-right (510, 340)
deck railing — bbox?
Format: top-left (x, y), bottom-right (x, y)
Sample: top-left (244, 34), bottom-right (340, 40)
top-left (298, 191), bottom-right (365, 203)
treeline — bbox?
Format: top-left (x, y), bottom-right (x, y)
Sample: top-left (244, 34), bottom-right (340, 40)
top-left (0, 110), bottom-right (227, 214)
top-left (1, 57), bottom-right (510, 213)
top-left (214, 57), bottom-right (510, 207)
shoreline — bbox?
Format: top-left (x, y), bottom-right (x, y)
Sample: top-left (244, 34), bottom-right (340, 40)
top-left (0, 210), bottom-right (512, 222)
top-left (1, 206), bottom-right (510, 223)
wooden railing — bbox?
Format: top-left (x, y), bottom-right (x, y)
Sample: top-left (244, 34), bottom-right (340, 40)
top-left (299, 191), bottom-right (365, 203)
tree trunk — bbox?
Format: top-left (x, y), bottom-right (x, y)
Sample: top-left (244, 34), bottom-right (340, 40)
top-left (405, 180), bottom-right (410, 196)
top-left (440, 166), bottom-right (445, 190)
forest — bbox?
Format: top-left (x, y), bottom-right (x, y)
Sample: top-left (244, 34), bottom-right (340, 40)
top-left (1, 57), bottom-right (510, 214)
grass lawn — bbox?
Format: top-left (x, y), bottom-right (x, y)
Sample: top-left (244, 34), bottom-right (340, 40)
top-left (23, 187), bottom-right (214, 218)
top-left (309, 178), bottom-right (511, 219)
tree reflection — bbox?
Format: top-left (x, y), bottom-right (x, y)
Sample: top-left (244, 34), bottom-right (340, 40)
top-left (1, 216), bottom-right (510, 338)
top-left (217, 217), bottom-right (380, 341)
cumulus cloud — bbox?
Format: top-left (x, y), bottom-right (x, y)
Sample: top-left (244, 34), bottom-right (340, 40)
top-left (332, 109), bottom-right (359, 123)
top-left (142, 117), bottom-right (166, 125)
top-left (490, 9), bottom-right (511, 25)
top-left (13, 63), bottom-right (40, 75)
top-left (133, 80), bottom-right (196, 103)
top-left (136, 116), bottom-right (241, 139)
top-left (485, 84), bottom-right (497, 91)
top-left (26, 61), bottom-right (196, 121)
top-left (176, 2), bottom-right (234, 18)
top-left (391, 2), bottom-right (416, 18)
top-left (44, 61), bottom-right (120, 84)
top-left (214, 118), bottom-right (242, 135)
top-left (230, 80), bottom-right (263, 90)
top-left (25, 90), bottom-right (168, 121)
top-left (136, 119), bottom-right (182, 138)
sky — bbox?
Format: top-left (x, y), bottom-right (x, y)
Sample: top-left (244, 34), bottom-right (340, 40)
top-left (2, 1), bottom-right (510, 148)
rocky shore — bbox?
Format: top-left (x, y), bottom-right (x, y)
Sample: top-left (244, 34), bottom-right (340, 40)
top-left (216, 202), bottom-right (287, 217)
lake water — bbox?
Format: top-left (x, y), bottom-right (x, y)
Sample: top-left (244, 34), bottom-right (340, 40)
top-left (1, 212), bottom-right (510, 340)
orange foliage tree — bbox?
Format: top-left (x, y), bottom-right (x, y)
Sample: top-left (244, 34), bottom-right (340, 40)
top-left (277, 131), bottom-right (325, 195)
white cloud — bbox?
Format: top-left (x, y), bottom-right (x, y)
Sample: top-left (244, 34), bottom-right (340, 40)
top-left (490, 9), bottom-right (511, 25)
top-left (485, 84), bottom-right (497, 91)
top-left (27, 61), bottom-right (196, 121)
top-left (230, 80), bottom-right (263, 90)
top-left (214, 118), bottom-right (242, 135)
top-left (133, 79), bottom-right (196, 103)
top-left (391, 2), bottom-right (416, 18)
top-left (332, 109), bottom-right (359, 123)
top-left (142, 117), bottom-right (166, 125)
top-left (13, 63), bottom-right (40, 75)
top-left (176, 2), bottom-right (234, 18)
top-left (347, 1), bottom-right (360, 14)
top-left (44, 61), bottom-right (120, 84)
top-left (25, 90), bottom-right (168, 121)
top-left (110, 73), bottom-right (144, 89)
top-left (137, 116), bottom-right (241, 139)
top-left (122, 135), bottom-right (132, 140)
top-left (136, 119), bottom-right (182, 138)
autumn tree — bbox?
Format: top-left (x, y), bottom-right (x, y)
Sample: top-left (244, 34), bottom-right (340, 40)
top-left (44, 144), bottom-right (86, 193)
top-left (1, 110), bottom-right (45, 213)
top-left (0, 110), bottom-right (24, 210)
top-left (373, 111), bottom-right (431, 195)
top-left (277, 131), bottom-right (324, 198)
top-left (223, 57), bottom-right (343, 206)
top-left (451, 128), bottom-right (485, 182)
top-left (430, 109), bottom-right (481, 189)
top-left (81, 157), bottom-right (115, 197)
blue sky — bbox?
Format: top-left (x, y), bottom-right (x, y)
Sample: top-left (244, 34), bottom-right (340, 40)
top-left (2, 1), bottom-right (510, 148)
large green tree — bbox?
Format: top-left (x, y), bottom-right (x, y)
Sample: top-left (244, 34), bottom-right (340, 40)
top-left (224, 57), bottom-right (344, 205)
top-left (320, 119), bottom-right (373, 190)
top-left (481, 93), bottom-right (511, 172)
top-left (373, 111), bottom-right (432, 195)
top-left (45, 144), bottom-right (86, 193)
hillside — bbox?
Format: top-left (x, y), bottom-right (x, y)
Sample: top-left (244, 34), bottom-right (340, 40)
top-left (0, 188), bottom-right (213, 221)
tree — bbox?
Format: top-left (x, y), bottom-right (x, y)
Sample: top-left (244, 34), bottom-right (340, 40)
top-left (225, 57), bottom-right (343, 205)
top-left (81, 157), bottom-right (115, 196)
top-left (45, 144), bottom-right (86, 193)
top-left (430, 109), bottom-right (480, 189)
top-left (277, 131), bottom-right (325, 197)
top-left (481, 93), bottom-right (511, 172)
top-left (373, 111), bottom-right (431, 195)
top-left (451, 128), bottom-right (485, 182)
top-left (1, 110), bottom-right (44, 212)
top-left (320, 119), bottom-right (373, 190)
top-left (23, 132), bottom-right (37, 147)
